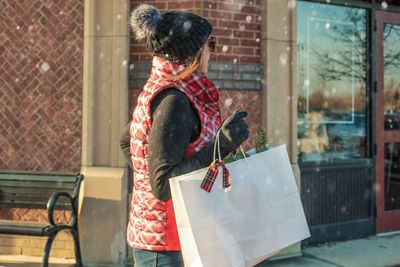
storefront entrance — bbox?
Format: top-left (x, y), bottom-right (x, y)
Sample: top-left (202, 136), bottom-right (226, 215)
top-left (375, 10), bottom-right (400, 233)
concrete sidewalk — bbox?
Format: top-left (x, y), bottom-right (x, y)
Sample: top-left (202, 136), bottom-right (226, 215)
top-left (260, 232), bottom-right (400, 267)
top-left (1, 232), bottom-right (400, 266)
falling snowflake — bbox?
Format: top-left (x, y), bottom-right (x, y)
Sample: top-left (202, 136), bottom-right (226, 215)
top-left (183, 21), bottom-right (192, 31)
top-left (279, 53), bottom-right (288, 65)
top-left (246, 16), bottom-right (252, 23)
top-left (382, 1), bottom-right (388, 9)
top-left (222, 45), bottom-right (228, 52)
top-left (224, 98), bottom-right (233, 108)
top-left (41, 62), bottom-right (50, 72)
top-left (122, 60), bottom-right (127, 66)
top-left (116, 14), bottom-right (121, 20)
top-left (288, 0), bottom-right (296, 9)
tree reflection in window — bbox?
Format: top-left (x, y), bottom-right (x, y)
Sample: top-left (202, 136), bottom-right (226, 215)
top-left (297, 2), bottom-right (367, 162)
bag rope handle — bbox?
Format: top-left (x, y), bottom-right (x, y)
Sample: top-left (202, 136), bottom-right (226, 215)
top-left (201, 129), bottom-right (232, 192)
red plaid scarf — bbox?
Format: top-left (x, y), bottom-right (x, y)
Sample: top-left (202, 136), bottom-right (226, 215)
top-left (127, 57), bottom-right (221, 251)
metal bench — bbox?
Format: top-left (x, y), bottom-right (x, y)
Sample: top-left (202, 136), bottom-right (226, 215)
top-left (0, 172), bottom-right (84, 267)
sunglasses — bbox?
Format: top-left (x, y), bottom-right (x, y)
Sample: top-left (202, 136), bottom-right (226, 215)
top-left (208, 36), bottom-right (216, 52)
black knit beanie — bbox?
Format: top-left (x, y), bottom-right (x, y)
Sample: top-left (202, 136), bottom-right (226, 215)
top-left (130, 4), bottom-right (212, 63)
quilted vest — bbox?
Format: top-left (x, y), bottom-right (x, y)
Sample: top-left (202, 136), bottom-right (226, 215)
top-left (127, 57), bottom-right (221, 251)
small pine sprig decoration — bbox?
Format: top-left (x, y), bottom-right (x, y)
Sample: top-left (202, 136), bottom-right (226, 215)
top-left (255, 128), bottom-right (268, 153)
top-left (236, 150), bottom-right (250, 159)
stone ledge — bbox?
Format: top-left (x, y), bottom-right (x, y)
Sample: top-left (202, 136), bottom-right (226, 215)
top-left (129, 61), bottom-right (263, 91)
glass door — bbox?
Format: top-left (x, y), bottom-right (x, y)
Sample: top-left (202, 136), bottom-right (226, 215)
top-left (375, 10), bottom-right (400, 233)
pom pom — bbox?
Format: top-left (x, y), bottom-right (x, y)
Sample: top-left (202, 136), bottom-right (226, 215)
top-left (130, 4), bottom-right (162, 40)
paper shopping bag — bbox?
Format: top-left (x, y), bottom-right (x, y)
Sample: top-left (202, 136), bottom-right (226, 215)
top-left (170, 144), bottom-right (310, 267)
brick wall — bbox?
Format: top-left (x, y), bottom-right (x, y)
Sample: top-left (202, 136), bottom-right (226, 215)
top-left (0, 0), bottom-right (84, 173)
top-left (129, 0), bottom-right (263, 150)
top-left (0, 0), bottom-right (84, 259)
top-left (0, 232), bottom-right (75, 259)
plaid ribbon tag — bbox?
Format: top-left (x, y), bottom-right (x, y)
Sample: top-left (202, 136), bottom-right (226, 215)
top-left (201, 160), bottom-right (232, 192)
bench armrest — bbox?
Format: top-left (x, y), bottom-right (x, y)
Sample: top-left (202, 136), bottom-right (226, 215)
top-left (47, 192), bottom-right (77, 226)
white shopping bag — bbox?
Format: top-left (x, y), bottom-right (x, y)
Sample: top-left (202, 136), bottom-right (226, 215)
top-left (170, 144), bottom-right (310, 267)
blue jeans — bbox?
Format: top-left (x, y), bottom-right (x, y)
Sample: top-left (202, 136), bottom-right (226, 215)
top-left (133, 248), bottom-right (184, 267)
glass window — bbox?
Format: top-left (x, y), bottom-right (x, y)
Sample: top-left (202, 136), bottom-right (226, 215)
top-left (384, 23), bottom-right (400, 131)
top-left (384, 142), bottom-right (400, 211)
top-left (297, 1), bottom-right (367, 162)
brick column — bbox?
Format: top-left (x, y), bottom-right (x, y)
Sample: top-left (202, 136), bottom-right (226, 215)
top-left (261, 0), bottom-right (302, 259)
top-left (80, 0), bottom-right (130, 265)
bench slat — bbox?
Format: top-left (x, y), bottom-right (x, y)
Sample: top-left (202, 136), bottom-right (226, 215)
top-left (0, 187), bottom-right (73, 195)
top-left (0, 180), bottom-right (75, 189)
top-left (0, 195), bottom-right (70, 203)
top-left (0, 173), bottom-right (76, 182)
top-left (0, 220), bottom-right (48, 236)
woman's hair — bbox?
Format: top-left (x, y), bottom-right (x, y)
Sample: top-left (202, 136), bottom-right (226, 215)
top-left (167, 45), bottom-right (204, 81)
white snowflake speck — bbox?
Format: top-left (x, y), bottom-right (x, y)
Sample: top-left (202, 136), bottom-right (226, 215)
top-left (122, 60), bottom-right (127, 66)
top-left (183, 21), bottom-right (192, 31)
top-left (279, 53), bottom-right (288, 65)
top-left (224, 98), bottom-right (233, 108)
top-left (246, 16), bottom-right (252, 23)
top-left (288, 0), bottom-right (296, 9)
top-left (116, 14), bottom-right (121, 20)
top-left (41, 62), bottom-right (50, 72)
top-left (222, 45), bottom-right (228, 52)
top-left (382, 1), bottom-right (388, 9)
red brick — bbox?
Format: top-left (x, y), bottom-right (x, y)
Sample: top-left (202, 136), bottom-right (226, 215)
top-left (149, 2), bottom-right (166, 10)
top-left (233, 47), bottom-right (254, 55)
top-left (140, 54), bottom-right (153, 61)
top-left (217, 55), bottom-right (238, 63)
top-left (233, 30), bottom-right (254, 38)
top-left (217, 37), bottom-right (239, 46)
top-left (240, 56), bottom-right (260, 63)
top-left (241, 6), bottom-right (260, 14)
top-left (218, 2), bottom-right (242, 12)
top-left (212, 28), bottom-right (233, 37)
top-left (194, 1), bottom-right (202, 9)
top-left (216, 45), bottom-right (232, 54)
top-left (131, 45), bottom-right (148, 53)
top-left (203, 1), bottom-right (218, 9)
top-left (241, 38), bottom-right (260, 47)
top-left (233, 13), bottom-right (254, 22)
top-left (167, 1), bottom-right (194, 9)
top-left (239, 22), bottom-right (261, 31)
top-left (210, 11), bottom-right (232, 20)
top-left (218, 20), bottom-right (239, 29)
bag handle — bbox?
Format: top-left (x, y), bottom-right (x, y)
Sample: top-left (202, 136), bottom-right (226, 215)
top-left (201, 129), bottom-right (232, 193)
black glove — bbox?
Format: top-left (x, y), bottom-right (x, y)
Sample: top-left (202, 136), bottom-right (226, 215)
top-left (219, 110), bottom-right (249, 153)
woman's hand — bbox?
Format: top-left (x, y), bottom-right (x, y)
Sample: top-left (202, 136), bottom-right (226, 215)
top-left (220, 110), bottom-right (249, 152)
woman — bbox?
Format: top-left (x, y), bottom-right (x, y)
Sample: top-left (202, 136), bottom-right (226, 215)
top-left (123, 4), bottom-right (249, 266)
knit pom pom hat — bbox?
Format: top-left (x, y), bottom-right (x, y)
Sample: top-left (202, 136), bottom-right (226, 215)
top-left (130, 4), bottom-right (212, 64)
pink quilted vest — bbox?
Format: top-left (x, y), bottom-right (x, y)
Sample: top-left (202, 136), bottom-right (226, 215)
top-left (127, 57), bottom-right (221, 251)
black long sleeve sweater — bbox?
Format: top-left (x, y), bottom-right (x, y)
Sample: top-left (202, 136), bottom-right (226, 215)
top-left (120, 88), bottom-right (231, 201)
